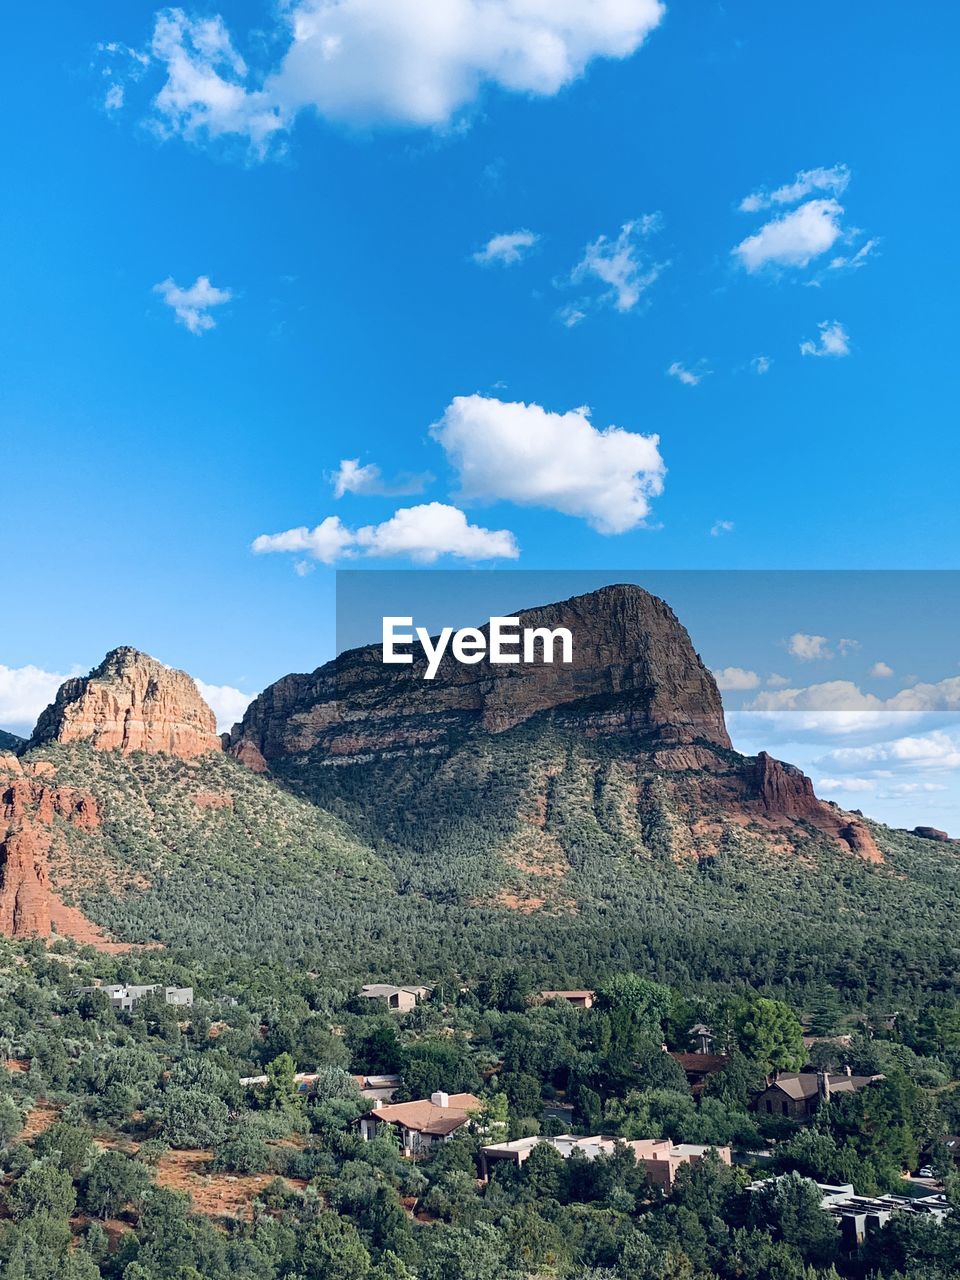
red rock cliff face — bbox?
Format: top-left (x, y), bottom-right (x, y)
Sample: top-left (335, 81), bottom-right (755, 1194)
top-left (230, 585), bottom-right (732, 761)
top-left (29, 647), bottom-right (221, 759)
top-left (0, 755), bottom-right (116, 942)
top-left (228, 583), bottom-right (881, 863)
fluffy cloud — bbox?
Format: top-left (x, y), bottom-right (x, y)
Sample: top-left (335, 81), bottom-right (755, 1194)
top-left (473, 230), bottom-right (539, 266)
top-left (253, 502), bottom-right (518, 565)
top-left (667, 361), bottom-right (709, 387)
top-left (710, 519), bottom-right (734, 537)
top-left (738, 165), bottom-right (850, 214)
top-left (733, 199), bottom-right (846, 273)
top-left (737, 675), bottom-right (960, 740)
top-left (712, 667), bottom-right (760, 691)
top-left (332, 459), bottom-right (431, 498)
top-left (751, 355), bottom-right (772, 375)
top-left (431, 394), bottom-right (665, 534)
top-left (570, 216), bottom-right (665, 314)
top-left (194, 680), bottom-right (257, 733)
top-left (148, 11), bottom-right (286, 154)
top-left (800, 320), bottom-right (850, 358)
top-left (252, 516), bottom-right (355, 563)
top-left (818, 731), bottom-right (960, 775)
top-left (117, 1), bottom-right (665, 151)
top-left (733, 164), bottom-right (873, 279)
top-left (788, 633), bottom-right (831, 660)
top-left (817, 776), bottom-right (877, 794)
top-left (154, 275), bottom-right (233, 334)
top-left (870, 661), bottom-right (894, 679)
top-left (0, 663), bottom-right (78, 735)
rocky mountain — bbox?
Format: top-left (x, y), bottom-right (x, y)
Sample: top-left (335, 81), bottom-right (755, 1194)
top-left (2, 650), bottom-right (383, 952)
top-left (0, 730), bottom-right (24, 753)
top-left (2, 587), bottom-right (958, 998)
top-left (29, 647), bottom-right (222, 759)
top-left (0, 753), bottom-right (115, 947)
top-left (228, 584), bottom-right (881, 881)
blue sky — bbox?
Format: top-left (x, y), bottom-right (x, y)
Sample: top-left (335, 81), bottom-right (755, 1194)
top-left (3, 3), bottom-right (958, 828)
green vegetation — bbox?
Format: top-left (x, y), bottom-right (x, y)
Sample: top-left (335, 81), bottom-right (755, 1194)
top-left (25, 737), bottom-right (960, 1018)
top-left (6, 731), bottom-right (960, 1275)
top-left (1, 939), bottom-right (959, 1278)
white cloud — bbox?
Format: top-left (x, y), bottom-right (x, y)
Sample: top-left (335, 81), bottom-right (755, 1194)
top-left (473, 230), bottom-right (539, 266)
top-left (332, 459), bottom-right (431, 498)
top-left (818, 731), bottom-right (960, 776)
top-left (253, 502), bottom-right (518, 565)
top-left (837, 637), bottom-right (860, 657)
top-left (829, 237), bottom-right (880, 272)
top-left (104, 83), bottom-right (125, 111)
top-left (667, 361), bottom-right (709, 387)
top-left (800, 320), bottom-right (850, 358)
top-left (431, 394), bottom-right (665, 534)
top-left (885, 782), bottom-right (948, 795)
top-left (194, 680), bottom-right (257, 733)
top-left (154, 275), bottom-right (233, 334)
top-left (148, 10), bottom-right (286, 154)
top-left (270, 0), bottom-right (665, 128)
top-left (818, 776), bottom-right (877, 794)
top-left (766, 673), bottom-right (790, 688)
top-left (733, 198), bottom-right (846, 273)
top-left (0, 663), bottom-right (80, 735)
top-left (570, 216), bottom-right (665, 314)
top-left (354, 503), bottom-right (518, 561)
top-left (788, 633), bottom-right (831, 660)
top-left (739, 164), bottom-right (850, 214)
top-left (558, 304), bottom-right (587, 328)
top-left (870, 661), bottom-right (894, 679)
top-left (710, 519), bottom-right (734, 537)
top-left (712, 667), bottom-right (760, 691)
top-left (736, 675), bottom-right (960, 740)
top-left (253, 517), bottom-right (356, 562)
top-left (119, 1), bottom-right (665, 151)
top-left (751, 355), bottom-right (772, 375)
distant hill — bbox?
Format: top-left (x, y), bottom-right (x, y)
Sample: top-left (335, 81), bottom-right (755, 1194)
top-left (0, 729), bottom-right (24, 752)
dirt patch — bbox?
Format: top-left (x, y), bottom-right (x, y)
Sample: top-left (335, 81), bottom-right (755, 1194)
top-left (193, 791), bottom-right (234, 812)
top-left (154, 1148), bottom-right (306, 1220)
top-left (18, 1103), bottom-right (61, 1141)
top-left (490, 890), bottom-right (577, 915)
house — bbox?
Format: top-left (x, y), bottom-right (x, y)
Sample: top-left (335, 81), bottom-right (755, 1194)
top-left (358, 1090), bottom-right (481, 1156)
top-left (479, 1133), bottom-right (731, 1188)
top-left (669, 1052), bottom-right (729, 1097)
top-left (358, 984), bottom-right (430, 1013)
top-left (239, 1071), bottom-right (325, 1095)
top-left (354, 1073), bottom-right (402, 1102)
top-left (538, 990), bottom-right (595, 1009)
top-left (753, 1069), bottom-right (882, 1120)
top-left (689, 1023), bottom-right (715, 1054)
top-left (748, 1175), bottom-right (951, 1249)
top-left (802, 1033), bottom-right (853, 1051)
top-left (76, 984), bottom-right (194, 1012)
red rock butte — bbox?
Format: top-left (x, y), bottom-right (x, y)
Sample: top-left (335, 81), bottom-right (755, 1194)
top-left (28, 646), bottom-right (221, 759)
